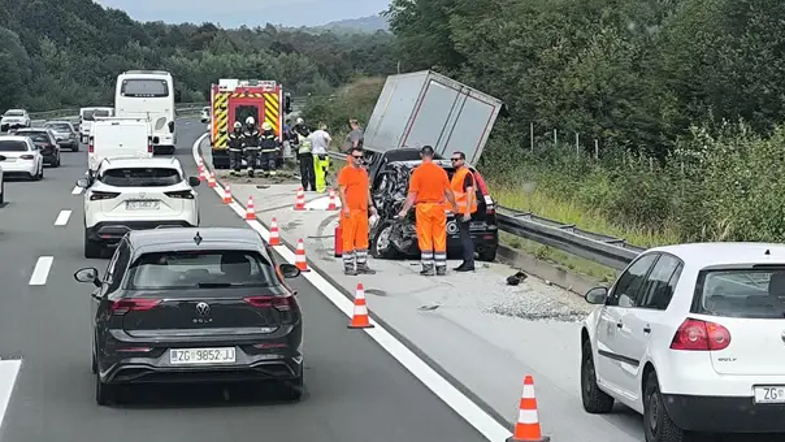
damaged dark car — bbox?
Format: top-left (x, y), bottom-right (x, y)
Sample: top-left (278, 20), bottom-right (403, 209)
top-left (363, 149), bottom-right (499, 262)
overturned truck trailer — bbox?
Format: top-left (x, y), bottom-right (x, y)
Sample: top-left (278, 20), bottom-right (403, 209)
top-left (360, 70), bottom-right (505, 260)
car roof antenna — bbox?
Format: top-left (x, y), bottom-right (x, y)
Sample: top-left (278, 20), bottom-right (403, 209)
top-left (193, 231), bottom-right (202, 245)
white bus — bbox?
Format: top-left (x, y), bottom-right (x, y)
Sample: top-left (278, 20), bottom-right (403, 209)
top-left (114, 70), bottom-right (180, 154)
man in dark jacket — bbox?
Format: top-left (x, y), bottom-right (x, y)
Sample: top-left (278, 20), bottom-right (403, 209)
top-left (227, 121), bottom-right (244, 176)
top-left (242, 116), bottom-right (261, 177)
top-left (259, 121), bottom-right (279, 172)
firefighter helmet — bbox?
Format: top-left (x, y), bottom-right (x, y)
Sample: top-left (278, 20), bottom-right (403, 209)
top-left (296, 117), bottom-right (304, 125)
top-left (233, 121), bottom-right (242, 129)
top-left (262, 122), bottom-right (273, 131)
top-left (245, 116), bottom-right (255, 125)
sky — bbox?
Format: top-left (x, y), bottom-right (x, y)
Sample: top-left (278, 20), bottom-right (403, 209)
top-left (95, 0), bottom-right (392, 28)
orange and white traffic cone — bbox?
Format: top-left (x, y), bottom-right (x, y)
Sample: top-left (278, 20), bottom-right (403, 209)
top-left (208, 171), bottom-right (216, 188)
top-left (293, 187), bottom-right (305, 210)
top-left (269, 217), bottom-right (281, 246)
top-left (506, 375), bottom-right (550, 442)
top-left (245, 195), bottom-right (255, 220)
top-left (223, 184), bottom-right (232, 204)
top-left (348, 283), bottom-right (374, 329)
top-left (294, 239), bottom-right (309, 271)
top-left (327, 189), bottom-right (337, 210)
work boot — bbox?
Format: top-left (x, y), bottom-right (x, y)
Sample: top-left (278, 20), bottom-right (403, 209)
top-left (344, 266), bottom-right (357, 276)
top-left (436, 266), bottom-right (447, 276)
top-left (454, 263), bottom-right (474, 272)
top-left (419, 264), bottom-right (435, 276)
top-left (229, 170), bottom-right (236, 176)
top-left (357, 263), bottom-right (376, 275)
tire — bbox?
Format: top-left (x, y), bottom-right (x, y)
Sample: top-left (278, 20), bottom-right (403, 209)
top-left (478, 247), bottom-right (497, 262)
top-left (95, 375), bottom-right (117, 406)
top-left (72, 144), bottom-right (79, 152)
top-left (84, 234), bottom-right (102, 259)
top-left (91, 349), bottom-right (97, 374)
top-left (54, 154), bottom-right (61, 167)
top-left (643, 371), bottom-right (686, 442)
top-left (37, 164), bottom-right (43, 180)
top-left (0, 180), bottom-right (4, 204)
top-left (370, 221), bottom-right (401, 259)
top-left (581, 339), bottom-right (615, 413)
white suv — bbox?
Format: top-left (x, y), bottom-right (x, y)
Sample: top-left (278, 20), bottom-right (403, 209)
top-left (76, 156), bottom-right (200, 258)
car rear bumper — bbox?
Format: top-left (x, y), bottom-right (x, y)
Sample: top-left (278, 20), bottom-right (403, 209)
top-left (663, 393), bottom-right (785, 433)
top-left (86, 220), bottom-right (196, 244)
top-left (0, 161), bottom-right (37, 175)
top-left (57, 139), bottom-right (77, 147)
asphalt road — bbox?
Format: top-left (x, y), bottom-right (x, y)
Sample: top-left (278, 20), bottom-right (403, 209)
top-left (0, 118), bottom-right (489, 442)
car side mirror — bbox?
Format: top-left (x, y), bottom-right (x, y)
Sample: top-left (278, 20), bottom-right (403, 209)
top-left (76, 177), bottom-right (90, 188)
top-left (585, 286), bottom-right (609, 304)
top-left (74, 267), bottom-right (101, 287)
top-left (279, 263), bottom-right (301, 279)
top-left (188, 176), bottom-right (201, 187)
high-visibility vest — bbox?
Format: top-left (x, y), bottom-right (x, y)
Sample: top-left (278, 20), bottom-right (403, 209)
top-left (297, 134), bottom-right (311, 154)
top-left (448, 167), bottom-right (478, 214)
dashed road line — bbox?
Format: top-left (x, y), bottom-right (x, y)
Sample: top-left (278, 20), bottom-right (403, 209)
top-left (54, 210), bottom-right (71, 226)
top-left (0, 359), bottom-right (22, 434)
top-left (71, 186), bottom-right (83, 195)
top-left (28, 256), bottom-right (54, 286)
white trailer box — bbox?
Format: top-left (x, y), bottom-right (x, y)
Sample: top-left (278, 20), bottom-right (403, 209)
top-left (363, 70), bottom-right (504, 164)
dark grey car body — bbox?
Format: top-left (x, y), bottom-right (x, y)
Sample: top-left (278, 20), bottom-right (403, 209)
top-left (44, 121), bottom-right (79, 151)
top-left (75, 227), bottom-right (304, 405)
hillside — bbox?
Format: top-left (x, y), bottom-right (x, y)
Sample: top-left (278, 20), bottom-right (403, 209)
top-left (0, 0), bottom-right (396, 112)
top-left (310, 15), bottom-right (389, 34)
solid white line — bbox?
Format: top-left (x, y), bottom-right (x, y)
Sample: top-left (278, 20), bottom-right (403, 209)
top-left (28, 256), bottom-right (54, 286)
top-left (191, 134), bottom-right (510, 441)
top-left (53, 210), bottom-right (71, 226)
top-left (71, 186), bottom-right (83, 195)
top-left (0, 360), bottom-right (22, 433)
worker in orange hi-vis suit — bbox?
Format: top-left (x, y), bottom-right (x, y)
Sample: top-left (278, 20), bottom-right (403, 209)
top-left (337, 147), bottom-right (377, 276)
top-left (397, 145), bottom-right (458, 276)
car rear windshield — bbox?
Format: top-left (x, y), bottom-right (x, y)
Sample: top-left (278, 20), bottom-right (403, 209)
top-left (46, 123), bottom-right (71, 131)
top-left (20, 132), bottom-right (48, 143)
top-left (0, 140), bottom-right (28, 151)
top-left (696, 268), bottom-right (785, 318)
top-left (99, 167), bottom-right (181, 187)
top-left (126, 250), bottom-right (276, 290)
top-left (82, 110), bottom-right (111, 121)
top-left (121, 79), bottom-right (169, 97)
top-left (4, 111), bottom-right (23, 117)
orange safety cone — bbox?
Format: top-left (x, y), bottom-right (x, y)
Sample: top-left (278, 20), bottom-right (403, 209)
top-left (327, 189), bottom-right (337, 210)
top-left (294, 239), bottom-right (309, 271)
top-left (348, 283), bottom-right (374, 329)
top-left (506, 375), bottom-right (550, 442)
top-left (293, 187), bottom-right (305, 210)
top-left (334, 224), bottom-right (342, 257)
top-left (208, 171), bottom-right (216, 188)
top-left (269, 217), bottom-right (281, 246)
top-left (223, 184), bottom-right (232, 203)
top-left (245, 195), bottom-right (255, 220)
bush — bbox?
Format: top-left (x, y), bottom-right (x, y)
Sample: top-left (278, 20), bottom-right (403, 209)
top-left (301, 76), bottom-right (385, 143)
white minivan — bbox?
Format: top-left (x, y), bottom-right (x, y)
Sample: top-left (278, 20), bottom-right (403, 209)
top-left (79, 107), bottom-right (114, 144)
top-left (88, 118), bottom-right (152, 175)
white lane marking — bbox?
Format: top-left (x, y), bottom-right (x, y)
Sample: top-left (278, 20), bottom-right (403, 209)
top-left (71, 186), bottom-right (83, 195)
top-left (53, 210), bottom-right (71, 226)
top-left (0, 359), bottom-right (22, 433)
top-left (28, 256), bottom-right (54, 286)
top-left (191, 134), bottom-right (511, 441)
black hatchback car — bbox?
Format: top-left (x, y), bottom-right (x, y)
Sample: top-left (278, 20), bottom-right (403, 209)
top-left (74, 227), bottom-right (304, 405)
top-left (15, 128), bottom-right (61, 167)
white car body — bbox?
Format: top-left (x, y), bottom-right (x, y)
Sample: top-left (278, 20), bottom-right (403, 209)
top-left (580, 242), bottom-right (785, 441)
top-left (0, 163), bottom-right (4, 205)
top-left (200, 106), bottom-right (209, 123)
top-left (79, 157), bottom-right (200, 258)
top-left (88, 118), bottom-right (153, 174)
top-left (0, 135), bottom-right (44, 180)
top-left (114, 70), bottom-right (177, 152)
top-left (79, 107), bottom-right (114, 144)
top-left (1, 109), bottom-right (31, 130)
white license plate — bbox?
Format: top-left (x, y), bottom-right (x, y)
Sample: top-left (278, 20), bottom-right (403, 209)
top-left (126, 200), bottom-right (159, 210)
top-left (169, 347), bottom-right (236, 365)
top-left (754, 386), bottom-right (785, 404)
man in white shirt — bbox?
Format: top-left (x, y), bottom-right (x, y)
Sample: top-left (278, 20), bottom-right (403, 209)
top-left (309, 123), bottom-right (332, 192)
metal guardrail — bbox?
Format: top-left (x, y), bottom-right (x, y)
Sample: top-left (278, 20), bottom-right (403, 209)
top-left (28, 102), bottom-right (208, 122)
top-left (326, 151), bottom-right (644, 270)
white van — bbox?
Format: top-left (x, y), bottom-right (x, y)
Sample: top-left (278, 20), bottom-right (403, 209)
top-left (88, 119), bottom-right (152, 174)
top-left (79, 107), bottom-right (114, 144)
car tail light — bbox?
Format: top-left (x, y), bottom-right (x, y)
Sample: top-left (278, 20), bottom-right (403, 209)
top-left (109, 298), bottom-right (161, 314)
top-left (89, 191), bottom-right (120, 201)
top-left (164, 190), bottom-right (194, 199)
top-left (243, 294), bottom-right (294, 312)
top-left (20, 154), bottom-right (34, 160)
top-left (472, 171), bottom-right (495, 214)
top-left (147, 136), bottom-right (153, 153)
top-left (88, 136), bottom-right (94, 153)
top-left (670, 318), bottom-right (731, 351)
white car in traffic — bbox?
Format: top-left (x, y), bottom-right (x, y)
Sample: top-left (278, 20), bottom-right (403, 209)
top-left (580, 242), bottom-right (785, 441)
top-left (200, 106), bottom-right (210, 123)
top-left (76, 156), bottom-right (200, 258)
top-left (1, 109), bottom-right (31, 132)
top-left (0, 135), bottom-right (45, 180)
top-left (79, 107), bottom-right (114, 144)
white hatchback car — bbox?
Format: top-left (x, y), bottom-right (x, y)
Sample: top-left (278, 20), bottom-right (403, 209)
top-left (76, 156), bottom-right (200, 258)
top-left (0, 135), bottom-right (45, 180)
top-left (580, 242), bottom-right (785, 441)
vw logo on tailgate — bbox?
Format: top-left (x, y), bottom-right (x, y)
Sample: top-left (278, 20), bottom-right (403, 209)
top-left (195, 302), bottom-right (211, 316)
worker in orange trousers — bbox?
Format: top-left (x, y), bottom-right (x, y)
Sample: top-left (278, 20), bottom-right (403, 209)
top-left (397, 145), bottom-right (457, 276)
top-left (337, 147), bottom-right (377, 276)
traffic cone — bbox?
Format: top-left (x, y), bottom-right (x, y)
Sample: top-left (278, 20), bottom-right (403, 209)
top-left (223, 184), bottom-right (232, 203)
top-left (294, 239), bottom-right (309, 271)
top-left (269, 217), bottom-right (280, 246)
top-left (506, 376), bottom-right (550, 442)
top-left (245, 195), bottom-right (255, 220)
top-left (294, 187), bottom-right (305, 210)
top-left (348, 283), bottom-right (374, 329)
top-left (327, 189), bottom-right (337, 210)
top-left (334, 224), bottom-right (342, 257)
top-left (208, 171), bottom-right (216, 188)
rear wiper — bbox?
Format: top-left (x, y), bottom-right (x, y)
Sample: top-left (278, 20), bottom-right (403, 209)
top-left (197, 282), bottom-right (232, 288)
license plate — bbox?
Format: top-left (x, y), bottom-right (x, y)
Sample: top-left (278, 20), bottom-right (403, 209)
top-left (754, 386), bottom-right (785, 404)
top-left (126, 200), bottom-right (159, 210)
top-left (169, 347), bottom-right (236, 365)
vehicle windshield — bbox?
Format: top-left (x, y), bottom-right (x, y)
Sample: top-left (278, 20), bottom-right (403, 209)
top-left (82, 110), bottom-right (111, 121)
top-left (45, 123), bottom-right (71, 132)
top-left (697, 268), bottom-right (785, 318)
top-left (19, 132), bottom-right (49, 143)
top-left (126, 250), bottom-right (276, 290)
top-left (4, 111), bottom-right (23, 117)
top-left (0, 140), bottom-right (28, 152)
top-left (98, 167), bottom-right (181, 187)
top-left (121, 79), bottom-right (169, 97)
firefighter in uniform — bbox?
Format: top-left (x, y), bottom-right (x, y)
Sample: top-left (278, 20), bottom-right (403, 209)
top-left (296, 124), bottom-right (315, 191)
top-left (227, 121), bottom-right (244, 175)
top-left (259, 122), bottom-right (279, 172)
top-left (242, 116), bottom-right (260, 177)
top-left (397, 145), bottom-right (457, 276)
top-left (447, 151), bottom-right (477, 272)
top-left (337, 147), bottom-right (377, 275)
